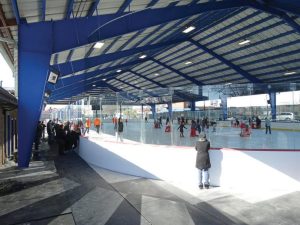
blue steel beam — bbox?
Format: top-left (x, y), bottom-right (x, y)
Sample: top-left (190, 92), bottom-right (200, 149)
top-left (65, 0), bottom-right (74, 19)
top-left (113, 77), bottom-right (157, 97)
top-left (117, 0), bottom-right (132, 14)
top-left (11, 0), bottom-right (20, 24)
top-left (151, 58), bottom-right (204, 86)
top-left (128, 70), bottom-right (197, 101)
top-left (25, 1), bottom-right (249, 53)
top-left (57, 58), bottom-right (148, 88)
top-left (189, 39), bottom-right (262, 83)
top-left (87, 0), bottom-right (101, 17)
top-left (54, 38), bottom-right (187, 75)
top-left (88, 1), bottom-right (247, 43)
top-left (254, 0), bottom-right (300, 17)
top-left (41, 0), bottom-right (46, 21)
top-left (249, 1), bottom-right (300, 34)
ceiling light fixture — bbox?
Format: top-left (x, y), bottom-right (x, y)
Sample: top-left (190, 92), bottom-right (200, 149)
top-left (102, 78), bottom-right (107, 81)
top-left (154, 73), bottom-right (159, 76)
top-left (183, 26), bottom-right (196, 34)
top-left (185, 61), bottom-right (192, 65)
top-left (92, 84), bottom-right (96, 87)
top-left (93, 42), bottom-right (105, 49)
top-left (139, 54), bottom-right (147, 59)
top-left (238, 39), bottom-right (251, 45)
top-left (284, 71), bottom-right (296, 75)
top-left (117, 69), bottom-right (122, 73)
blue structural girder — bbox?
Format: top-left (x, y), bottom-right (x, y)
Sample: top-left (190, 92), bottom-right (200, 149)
top-left (65, 0), bottom-right (74, 18)
top-left (41, 0), bottom-right (46, 21)
top-left (11, 0), bottom-right (20, 24)
top-left (150, 104), bottom-right (156, 119)
top-left (167, 102), bottom-right (173, 119)
top-left (117, 0), bottom-right (132, 14)
top-left (128, 70), bottom-right (165, 88)
top-left (87, 0), bottom-right (101, 17)
top-left (189, 39), bottom-right (262, 83)
top-left (114, 78), bottom-right (157, 97)
top-left (269, 91), bottom-right (277, 120)
top-left (19, 1), bottom-right (248, 53)
top-left (54, 38), bottom-right (188, 75)
top-left (151, 58), bottom-right (204, 86)
top-left (221, 95), bottom-right (228, 120)
top-left (190, 101), bottom-right (196, 111)
top-left (249, 1), bottom-right (300, 35)
top-left (254, 0), bottom-right (300, 17)
top-left (18, 22), bottom-right (53, 167)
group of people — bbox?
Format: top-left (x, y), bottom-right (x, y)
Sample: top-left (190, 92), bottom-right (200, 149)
top-left (33, 120), bottom-right (82, 155)
top-left (177, 117), bottom-right (213, 138)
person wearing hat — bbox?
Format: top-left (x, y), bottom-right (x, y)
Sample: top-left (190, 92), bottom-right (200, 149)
top-left (195, 133), bottom-right (211, 189)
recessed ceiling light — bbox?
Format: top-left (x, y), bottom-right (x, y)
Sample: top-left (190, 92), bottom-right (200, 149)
top-left (185, 61), bottom-right (192, 65)
top-left (183, 26), bottom-right (195, 34)
top-left (102, 78), bottom-right (107, 81)
top-left (238, 39), bottom-right (251, 45)
top-left (139, 54), bottom-right (147, 59)
top-left (92, 84), bottom-right (96, 87)
top-left (284, 71), bottom-right (296, 75)
top-left (93, 42), bottom-right (105, 49)
top-left (154, 73), bottom-right (159, 76)
top-left (116, 69), bottom-right (122, 73)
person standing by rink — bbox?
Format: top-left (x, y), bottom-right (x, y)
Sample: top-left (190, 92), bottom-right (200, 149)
top-left (195, 133), bottom-right (211, 189)
top-left (94, 117), bottom-right (101, 133)
top-left (265, 117), bottom-right (271, 134)
top-left (117, 118), bottom-right (124, 142)
top-left (84, 118), bottom-right (91, 135)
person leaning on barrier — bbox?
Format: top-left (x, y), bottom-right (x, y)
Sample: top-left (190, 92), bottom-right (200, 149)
top-left (195, 133), bottom-right (211, 189)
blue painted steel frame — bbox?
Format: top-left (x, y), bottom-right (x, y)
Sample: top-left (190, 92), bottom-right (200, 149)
top-left (18, 22), bottom-right (53, 167)
top-left (11, 0), bottom-right (20, 24)
top-left (66, 0), bottom-right (74, 18)
top-left (189, 39), bottom-right (262, 83)
top-left (41, 0), bottom-right (46, 21)
top-left (55, 38), bottom-right (188, 75)
top-left (87, 0), bottom-right (101, 17)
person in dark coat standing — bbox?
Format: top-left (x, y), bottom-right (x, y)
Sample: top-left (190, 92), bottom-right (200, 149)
top-left (117, 118), bottom-right (124, 142)
top-left (195, 133), bottom-right (211, 189)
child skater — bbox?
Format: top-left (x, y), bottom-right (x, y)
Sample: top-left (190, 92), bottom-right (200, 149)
top-left (177, 121), bottom-right (187, 137)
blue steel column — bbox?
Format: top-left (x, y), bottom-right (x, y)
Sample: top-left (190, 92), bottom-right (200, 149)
top-left (150, 104), bottom-right (156, 119)
top-left (168, 102), bottom-right (173, 120)
top-left (269, 91), bottom-right (277, 120)
top-left (190, 101), bottom-right (196, 111)
top-left (18, 23), bottom-right (53, 167)
top-left (221, 95), bottom-right (228, 120)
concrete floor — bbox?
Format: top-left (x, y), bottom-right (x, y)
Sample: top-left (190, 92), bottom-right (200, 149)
top-left (97, 121), bottom-right (300, 149)
top-left (1, 141), bottom-right (300, 225)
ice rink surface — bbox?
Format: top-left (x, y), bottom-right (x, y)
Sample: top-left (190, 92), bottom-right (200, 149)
top-left (94, 120), bottom-right (300, 150)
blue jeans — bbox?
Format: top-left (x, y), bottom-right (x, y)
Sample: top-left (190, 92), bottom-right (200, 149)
top-left (265, 126), bottom-right (271, 134)
top-left (198, 169), bottom-right (209, 185)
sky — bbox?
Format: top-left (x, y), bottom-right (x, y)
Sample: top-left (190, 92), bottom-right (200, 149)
top-left (0, 53), bottom-right (14, 88)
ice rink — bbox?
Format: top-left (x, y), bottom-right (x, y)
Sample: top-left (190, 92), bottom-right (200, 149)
top-left (93, 120), bottom-right (300, 150)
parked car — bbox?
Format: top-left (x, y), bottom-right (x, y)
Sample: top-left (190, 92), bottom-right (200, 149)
top-left (276, 112), bottom-right (294, 121)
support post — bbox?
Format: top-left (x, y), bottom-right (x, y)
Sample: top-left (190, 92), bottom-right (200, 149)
top-left (18, 23), bottom-right (52, 167)
top-left (150, 104), bottom-right (156, 119)
top-left (269, 91), bottom-right (276, 120)
top-left (221, 95), bottom-right (228, 120)
top-left (190, 101), bottom-right (196, 111)
top-left (168, 102), bottom-right (173, 120)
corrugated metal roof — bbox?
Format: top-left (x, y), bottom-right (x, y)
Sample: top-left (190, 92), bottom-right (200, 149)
top-left (0, 0), bottom-right (299, 103)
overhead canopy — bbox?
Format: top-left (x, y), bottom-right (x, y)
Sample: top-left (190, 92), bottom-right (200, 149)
top-left (0, 0), bottom-right (299, 104)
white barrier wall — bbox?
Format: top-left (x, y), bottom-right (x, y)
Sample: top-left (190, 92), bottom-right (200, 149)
top-left (77, 137), bottom-right (300, 189)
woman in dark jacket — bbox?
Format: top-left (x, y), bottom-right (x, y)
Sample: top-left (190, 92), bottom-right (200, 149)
top-left (195, 133), bottom-right (211, 189)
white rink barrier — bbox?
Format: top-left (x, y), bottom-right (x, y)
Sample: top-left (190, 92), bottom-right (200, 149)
top-left (77, 136), bottom-right (300, 189)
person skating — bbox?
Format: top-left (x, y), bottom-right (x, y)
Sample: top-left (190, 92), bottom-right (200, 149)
top-left (177, 121), bottom-right (187, 137)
